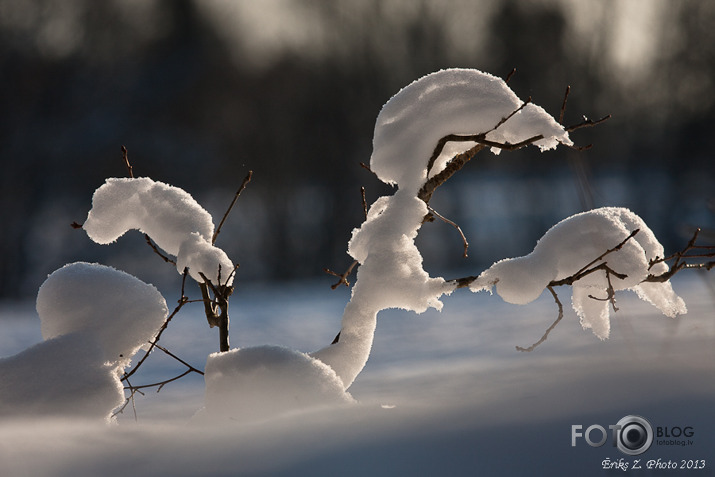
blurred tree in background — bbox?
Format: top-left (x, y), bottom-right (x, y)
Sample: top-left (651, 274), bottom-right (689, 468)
top-left (0, 0), bottom-right (712, 299)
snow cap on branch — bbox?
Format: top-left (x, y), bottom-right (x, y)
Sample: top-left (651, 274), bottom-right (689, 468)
top-left (83, 177), bottom-right (214, 254)
top-left (370, 68), bottom-right (572, 191)
top-left (470, 207), bottom-right (686, 339)
top-left (83, 177), bottom-right (234, 285)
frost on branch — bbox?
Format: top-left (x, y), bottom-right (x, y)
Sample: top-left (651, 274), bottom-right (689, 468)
top-left (470, 207), bottom-right (687, 339)
top-left (83, 177), bottom-right (234, 285)
top-left (0, 262), bottom-right (168, 419)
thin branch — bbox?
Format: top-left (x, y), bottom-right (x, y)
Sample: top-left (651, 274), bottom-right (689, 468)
top-left (487, 96), bottom-right (533, 135)
top-left (124, 369), bottom-right (195, 393)
top-left (549, 229), bottom-right (639, 287)
top-left (323, 186), bottom-right (367, 290)
top-left (324, 261), bottom-right (359, 289)
top-left (586, 266), bottom-right (621, 312)
top-left (516, 286), bottom-right (563, 352)
top-left (112, 384), bottom-right (141, 420)
top-left (559, 85), bottom-right (570, 125)
top-left (359, 162), bottom-right (376, 177)
top-left (213, 170), bottom-right (253, 245)
top-left (427, 205), bottom-right (469, 258)
top-left (424, 98), bottom-right (536, 177)
top-left (154, 343), bottom-right (204, 376)
top-left (645, 228), bottom-right (715, 282)
top-left (121, 145), bottom-right (134, 178)
top-left (361, 186), bottom-right (368, 220)
top-left (144, 234), bottom-right (176, 265)
top-left (419, 143), bottom-right (486, 207)
top-left (564, 114), bottom-right (611, 132)
top-left (504, 67), bottom-right (517, 84)
top-left (121, 270), bottom-right (189, 382)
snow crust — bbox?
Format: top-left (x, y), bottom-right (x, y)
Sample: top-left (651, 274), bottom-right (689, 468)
top-left (0, 262), bottom-right (167, 419)
top-left (370, 68), bottom-right (572, 191)
top-left (83, 177), bottom-right (234, 284)
top-left (470, 207), bottom-right (687, 339)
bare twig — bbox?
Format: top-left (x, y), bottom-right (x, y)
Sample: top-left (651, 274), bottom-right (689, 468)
top-left (361, 186), bottom-right (368, 220)
top-left (516, 286), bottom-right (563, 352)
top-left (324, 261), bottom-right (359, 289)
top-left (559, 85), bottom-right (570, 125)
top-left (564, 114), bottom-right (611, 132)
top-left (323, 186), bottom-right (367, 290)
top-left (124, 369), bottom-right (196, 393)
top-left (154, 343), bottom-right (204, 376)
top-left (144, 234), bottom-right (176, 265)
top-left (212, 170), bottom-right (253, 245)
top-left (121, 145), bottom-right (134, 178)
top-left (586, 266), bottom-right (622, 312)
top-left (548, 229), bottom-right (638, 287)
top-left (121, 269), bottom-right (190, 382)
top-left (420, 143), bottom-right (486, 207)
top-left (488, 96), bottom-right (533, 135)
top-left (359, 162), bottom-right (376, 176)
top-left (427, 205), bottom-right (469, 258)
top-left (645, 228), bottom-right (715, 282)
top-left (504, 67), bottom-right (517, 84)
top-left (424, 98), bottom-right (536, 177)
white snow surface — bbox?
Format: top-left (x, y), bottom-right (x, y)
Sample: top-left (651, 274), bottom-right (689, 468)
top-left (470, 207), bottom-right (687, 339)
top-left (370, 68), bottom-right (572, 191)
top-left (0, 277), bottom-right (713, 476)
top-left (1, 262), bottom-right (167, 419)
top-left (83, 177), bottom-right (234, 284)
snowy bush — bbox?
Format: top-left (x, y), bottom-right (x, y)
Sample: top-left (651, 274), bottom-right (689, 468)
top-left (1, 68), bottom-right (710, 423)
top-left (470, 207), bottom-right (687, 339)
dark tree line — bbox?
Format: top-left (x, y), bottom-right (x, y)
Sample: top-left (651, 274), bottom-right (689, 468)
top-left (0, 0), bottom-right (712, 298)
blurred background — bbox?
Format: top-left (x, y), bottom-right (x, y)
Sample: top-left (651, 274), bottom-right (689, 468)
top-left (1, 0), bottom-right (713, 300)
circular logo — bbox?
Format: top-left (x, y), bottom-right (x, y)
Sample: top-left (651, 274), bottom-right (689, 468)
top-left (616, 415), bottom-right (653, 455)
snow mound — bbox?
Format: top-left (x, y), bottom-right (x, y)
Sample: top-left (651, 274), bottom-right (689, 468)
top-left (37, 262), bottom-right (168, 364)
top-left (471, 207), bottom-right (686, 339)
top-left (1, 262), bottom-right (168, 420)
top-left (202, 346), bottom-right (354, 422)
top-left (83, 177), bottom-right (234, 284)
top-left (0, 334), bottom-right (123, 418)
top-left (370, 68), bottom-right (572, 191)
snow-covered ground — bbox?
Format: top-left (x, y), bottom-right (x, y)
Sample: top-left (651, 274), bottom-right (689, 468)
top-left (1, 274), bottom-right (712, 476)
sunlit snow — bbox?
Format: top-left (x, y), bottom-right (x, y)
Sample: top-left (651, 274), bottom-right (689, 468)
top-left (471, 207), bottom-right (686, 339)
